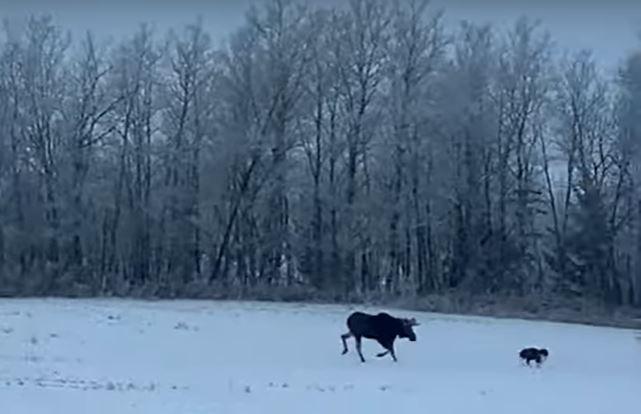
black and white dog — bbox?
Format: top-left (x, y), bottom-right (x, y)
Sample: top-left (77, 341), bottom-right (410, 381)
top-left (519, 347), bottom-right (549, 367)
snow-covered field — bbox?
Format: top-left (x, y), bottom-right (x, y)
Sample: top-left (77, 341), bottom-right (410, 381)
top-left (0, 298), bottom-right (639, 414)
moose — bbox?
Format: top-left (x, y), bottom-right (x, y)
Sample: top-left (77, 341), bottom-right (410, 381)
top-left (340, 311), bottom-right (420, 362)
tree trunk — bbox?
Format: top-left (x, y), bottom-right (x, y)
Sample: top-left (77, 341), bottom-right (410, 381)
top-left (0, 220), bottom-right (5, 275)
top-left (636, 199), bottom-right (641, 306)
top-left (209, 158), bottom-right (259, 283)
top-left (540, 127), bottom-right (564, 277)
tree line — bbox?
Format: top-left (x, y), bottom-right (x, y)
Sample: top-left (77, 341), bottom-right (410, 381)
top-left (1, 0), bottom-right (640, 307)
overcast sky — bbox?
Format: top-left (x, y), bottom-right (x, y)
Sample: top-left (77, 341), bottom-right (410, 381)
top-left (1, 0), bottom-right (640, 74)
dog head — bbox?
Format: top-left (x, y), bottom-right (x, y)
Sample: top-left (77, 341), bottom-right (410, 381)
top-left (538, 348), bottom-right (549, 360)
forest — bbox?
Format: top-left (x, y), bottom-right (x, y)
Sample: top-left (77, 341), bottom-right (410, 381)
top-left (0, 0), bottom-right (640, 312)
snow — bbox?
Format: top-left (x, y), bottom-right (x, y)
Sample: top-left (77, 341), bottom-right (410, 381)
top-left (1, 298), bottom-right (640, 413)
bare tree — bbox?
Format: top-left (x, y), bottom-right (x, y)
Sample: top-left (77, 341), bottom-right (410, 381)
top-left (208, 0), bottom-right (311, 287)
top-left (160, 19), bottom-right (213, 289)
top-left (102, 24), bottom-right (161, 293)
top-left (383, 0), bottom-right (446, 294)
top-left (493, 17), bottom-right (551, 293)
top-left (0, 31), bottom-right (19, 285)
top-left (553, 50), bottom-right (627, 301)
top-left (332, 0), bottom-right (391, 295)
top-left (618, 51), bottom-right (641, 305)
top-left (436, 21), bottom-right (498, 292)
top-left (60, 32), bottom-right (119, 289)
top-left (14, 16), bottom-right (70, 291)
top-left (296, 8), bottom-right (334, 290)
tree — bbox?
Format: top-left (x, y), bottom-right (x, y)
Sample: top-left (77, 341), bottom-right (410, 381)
top-left (209, 0), bottom-right (312, 287)
top-left (492, 17), bottom-right (552, 293)
top-left (13, 16), bottom-right (70, 292)
top-left (436, 21), bottom-right (498, 293)
top-left (332, 0), bottom-right (391, 295)
top-left (102, 23), bottom-right (161, 293)
top-left (60, 31), bottom-right (118, 289)
top-left (612, 50), bottom-right (641, 305)
top-left (383, 0), bottom-right (446, 294)
top-left (553, 50), bottom-right (628, 302)
top-left (160, 19), bottom-right (213, 288)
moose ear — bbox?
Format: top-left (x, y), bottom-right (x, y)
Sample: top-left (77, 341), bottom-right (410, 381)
top-left (409, 317), bottom-right (420, 326)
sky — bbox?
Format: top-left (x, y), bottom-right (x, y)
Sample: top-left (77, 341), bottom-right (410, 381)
top-left (0, 0), bottom-right (640, 74)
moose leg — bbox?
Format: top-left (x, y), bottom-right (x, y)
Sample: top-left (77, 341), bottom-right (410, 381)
top-left (355, 336), bottom-right (365, 363)
top-left (378, 339), bottom-right (397, 362)
top-left (376, 339), bottom-right (390, 357)
top-left (341, 332), bottom-right (352, 355)
top-left (389, 345), bottom-right (397, 362)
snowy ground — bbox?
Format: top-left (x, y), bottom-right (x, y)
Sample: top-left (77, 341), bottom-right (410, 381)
top-left (0, 298), bottom-right (640, 414)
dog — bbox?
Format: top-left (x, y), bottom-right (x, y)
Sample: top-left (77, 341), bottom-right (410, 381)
top-left (519, 347), bottom-right (549, 367)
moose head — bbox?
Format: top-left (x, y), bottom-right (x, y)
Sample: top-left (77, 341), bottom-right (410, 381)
top-left (399, 317), bottom-right (420, 341)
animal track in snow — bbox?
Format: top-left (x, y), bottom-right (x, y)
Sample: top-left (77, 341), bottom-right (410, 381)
top-left (0, 375), bottom-right (188, 393)
top-left (174, 321), bottom-right (199, 331)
